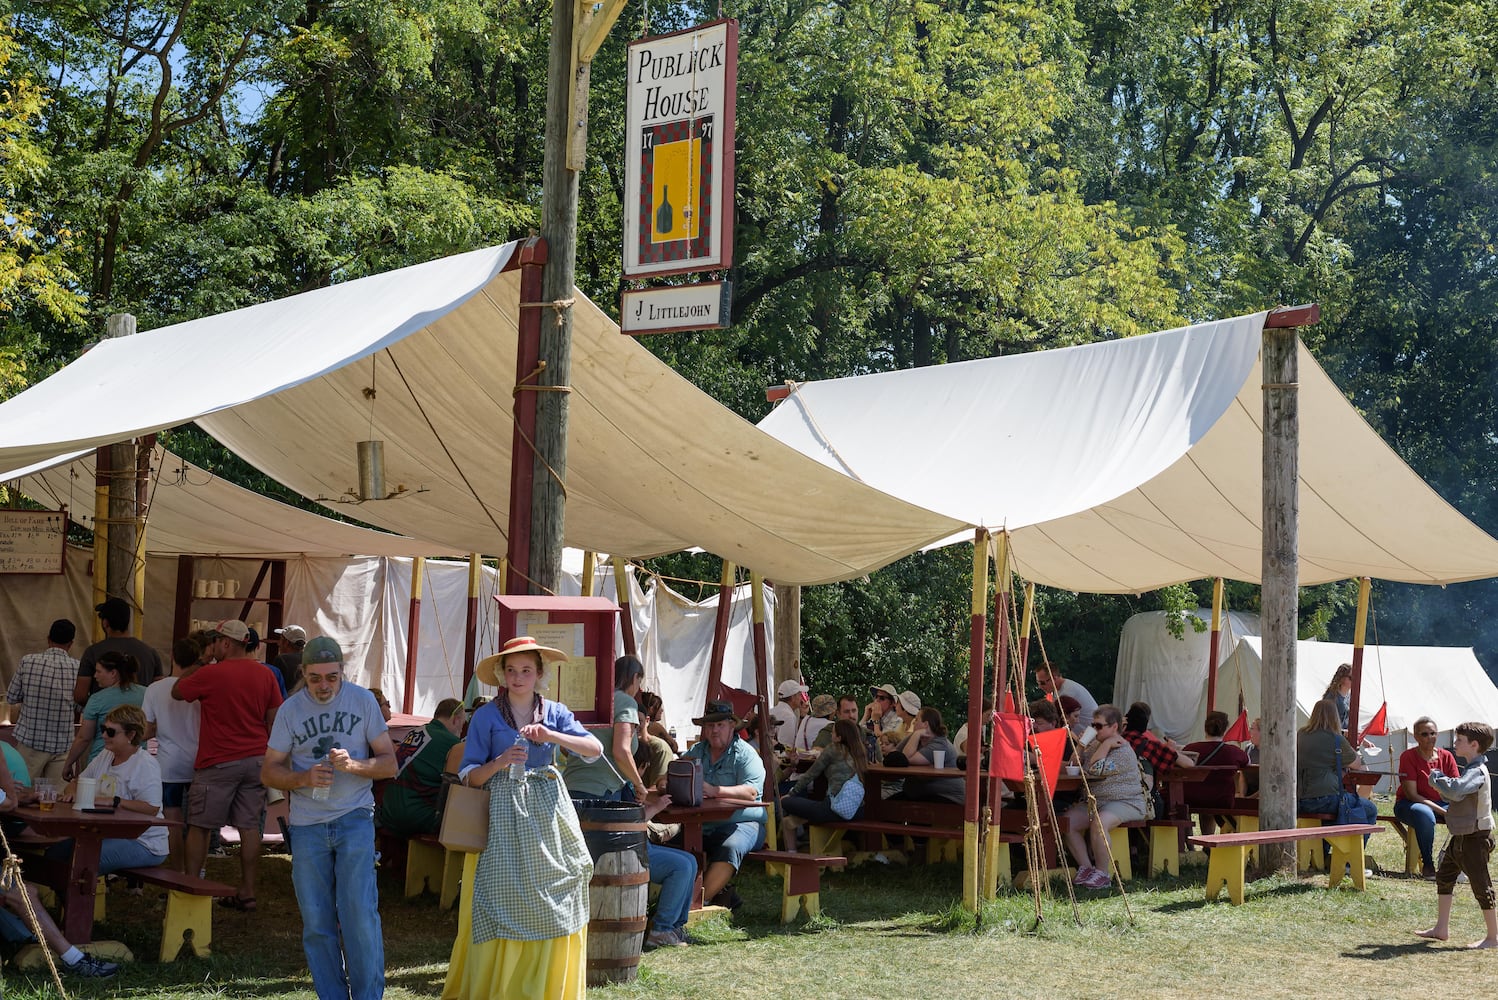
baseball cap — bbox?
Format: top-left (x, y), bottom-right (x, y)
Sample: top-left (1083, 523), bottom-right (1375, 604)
top-left (275, 624), bottom-right (308, 644)
top-left (302, 635), bottom-right (343, 665)
top-left (214, 619), bottom-right (250, 643)
top-left (777, 679), bottom-right (809, 699)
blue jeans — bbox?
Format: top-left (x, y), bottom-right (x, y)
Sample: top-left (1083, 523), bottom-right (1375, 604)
top-left (703, 819), bottom-right (766, 871)
top-left (288, 808), bottom-right (383, 1000)
top-left (1394, 797), bottom-right (1443, 867)
top-left (1299, 793), bottom-right (1378, 843)
top-left (99, 838), bottom-right (168, 874)
top-left (648, 844), bottom-right (696, 933)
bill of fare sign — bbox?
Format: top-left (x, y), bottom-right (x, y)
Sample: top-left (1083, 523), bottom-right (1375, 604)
top-left (621, 19), bottom-right (737, 335)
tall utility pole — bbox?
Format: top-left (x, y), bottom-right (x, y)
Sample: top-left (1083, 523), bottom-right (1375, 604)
top-left (1259, 303), bottom-right (1320, 872)
top-left (519, 0), bottom-right (628, 595)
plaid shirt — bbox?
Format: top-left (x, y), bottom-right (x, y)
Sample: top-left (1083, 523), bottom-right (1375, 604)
top-left (1123, 730), bottom-right (1179, 774)
top-left (7, 647), bottom-right (80, 753)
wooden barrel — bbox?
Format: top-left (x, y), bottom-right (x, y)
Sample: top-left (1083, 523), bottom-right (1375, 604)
top-left (576, 799), bottom-right (650, 987)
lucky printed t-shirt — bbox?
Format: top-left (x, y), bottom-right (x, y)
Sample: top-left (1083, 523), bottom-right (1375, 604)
top-left (268, 682), bottom-right (389, 825)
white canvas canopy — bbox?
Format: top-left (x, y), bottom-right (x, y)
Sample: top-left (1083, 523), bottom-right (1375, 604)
top-left (1217, 637), bottom-right (1498, 738)
top-left (0, 244), bottom-right (965, 586)
top-left (1112, 609), bottom-right (1263, 744)
top-left (758, 313), bottom-right (1498, 592)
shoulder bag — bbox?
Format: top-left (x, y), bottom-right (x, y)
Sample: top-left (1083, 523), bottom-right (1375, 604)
top-left (666, 757), bottom-right (703, 806)
top-left (439, 780), bottom-right (490, 853)
top-left (830, 773), bottom-right (865, 820)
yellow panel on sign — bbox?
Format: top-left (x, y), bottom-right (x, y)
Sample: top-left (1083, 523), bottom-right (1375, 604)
top-left (552, 656), bottom-right (597, 713)
top-left (651, 138), bottom-right (701, 242)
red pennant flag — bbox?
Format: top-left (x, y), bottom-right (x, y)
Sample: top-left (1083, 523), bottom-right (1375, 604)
top-left (1221, 710), bottom-right (1250, 742)
top-left (1360, 702), bottom-right (1388, 740)
top-left (1002, 691), bottom-right (1016, 715)
top-left (1027, 727), bottom-right (1069, 797)
top-left (990, 712), bottom-right (1028, 782)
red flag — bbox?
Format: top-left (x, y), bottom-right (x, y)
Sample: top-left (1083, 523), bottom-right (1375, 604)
top-left (1360, 702), bottom-right (1388, 740)
top-left (1001, 691), bottom-right (1016, 715)
top-left (1027, 727), bottom-right (1069, 797)
top-left (1221, 710), bottom-right (1250, 742)
top-left (990, 712), bottom-right (1027, 782)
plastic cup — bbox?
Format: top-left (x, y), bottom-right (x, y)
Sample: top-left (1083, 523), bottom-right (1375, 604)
top-left (75, 777), bottom-right (98, 811)
top-left (932, 750), bottom-right (946, 768)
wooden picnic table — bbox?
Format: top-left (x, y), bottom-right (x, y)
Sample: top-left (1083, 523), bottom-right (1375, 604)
top-left (14, 805), bottom-right (179, 943)
top-left (657, 796), bottom-right (764, 908)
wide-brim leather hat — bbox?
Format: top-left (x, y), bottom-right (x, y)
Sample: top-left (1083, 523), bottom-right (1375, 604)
top-left (475, 635), bottom-right (569, 687)
top-left (692, 698), bottom-right (741, 727)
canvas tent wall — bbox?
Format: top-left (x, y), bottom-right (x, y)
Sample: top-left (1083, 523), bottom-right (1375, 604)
top-left (1113, 609), bottom-right (1262, 744)
top-left (4, 546), bottom-right (767, 728)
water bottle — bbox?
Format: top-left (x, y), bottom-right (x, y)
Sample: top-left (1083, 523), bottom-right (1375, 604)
top-left (310, 755), bottom-right (331, 801)
top-left (508, 734), bottom-right (528, 782)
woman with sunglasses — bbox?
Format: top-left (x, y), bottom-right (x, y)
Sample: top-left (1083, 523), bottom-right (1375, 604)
top-left (1396, 716), bottom-right (1460, 878)
top-left (61, 704), bottom-right (169, 873)
top-left (1063, 704), bottom-right (1148, 890)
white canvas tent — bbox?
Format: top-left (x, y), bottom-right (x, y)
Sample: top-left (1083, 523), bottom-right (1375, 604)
top-left (1112, 609), bottom-right (1263, 744)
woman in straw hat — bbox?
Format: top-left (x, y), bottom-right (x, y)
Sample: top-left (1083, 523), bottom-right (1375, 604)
top-left (441, 637), bottom-right (603, 1000)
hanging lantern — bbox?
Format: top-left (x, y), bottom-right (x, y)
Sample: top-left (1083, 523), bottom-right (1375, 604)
top-left (357, 440), bottom-right (386, 501)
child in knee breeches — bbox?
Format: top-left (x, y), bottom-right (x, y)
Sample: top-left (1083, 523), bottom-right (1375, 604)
top-left (1417, 721), bottom-right (1496, 949)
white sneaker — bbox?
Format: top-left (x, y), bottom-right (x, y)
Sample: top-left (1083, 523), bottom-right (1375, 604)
top-left (1458, 872), bottom-right (1471, 884)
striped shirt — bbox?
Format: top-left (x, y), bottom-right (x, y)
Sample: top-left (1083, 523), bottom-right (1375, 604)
top-left (7, 647), bottom-right (80, 753)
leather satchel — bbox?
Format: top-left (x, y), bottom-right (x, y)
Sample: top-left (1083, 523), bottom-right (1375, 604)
top-left (438, 781), bottom-right (490, 853)
top-left (666, 758), bottom-right (703, 806)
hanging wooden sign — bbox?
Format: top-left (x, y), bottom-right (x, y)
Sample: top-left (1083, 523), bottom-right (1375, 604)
top-left (623, 19), bottom-right (737, 279)
top-left (620, 281), bottom-right (733, 335)
top-left (0, 508), bottom-right (67, 575)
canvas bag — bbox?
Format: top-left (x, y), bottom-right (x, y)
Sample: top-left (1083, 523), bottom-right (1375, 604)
top-left (438, 781), bottom-right (491, 853)
top-left (666, 757), bottom-right (703, 806)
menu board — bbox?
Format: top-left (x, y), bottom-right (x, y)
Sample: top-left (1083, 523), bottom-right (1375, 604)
top-left (0, 508), bottom-right (67, 575)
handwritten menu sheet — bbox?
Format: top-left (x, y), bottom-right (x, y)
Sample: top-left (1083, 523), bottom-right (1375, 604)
top-left (0, 509), bottom-right (67, 574)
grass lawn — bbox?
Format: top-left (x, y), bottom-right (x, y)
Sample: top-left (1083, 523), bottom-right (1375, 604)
top-left (0, 813), bottom-right (1488, 999)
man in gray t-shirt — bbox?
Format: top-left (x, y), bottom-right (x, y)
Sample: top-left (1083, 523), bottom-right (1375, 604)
top-left (262, 637), bottom-right (396, 1000)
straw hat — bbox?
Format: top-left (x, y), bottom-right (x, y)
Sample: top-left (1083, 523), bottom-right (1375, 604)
top-left (475, 635), bottom-right (568, 687)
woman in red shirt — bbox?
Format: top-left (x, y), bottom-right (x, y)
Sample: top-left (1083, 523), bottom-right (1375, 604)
top-left (1395, 716), bottom-right (1460, 878)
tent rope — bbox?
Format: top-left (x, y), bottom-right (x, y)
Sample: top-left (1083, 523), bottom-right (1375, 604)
top-left (0, 823), bottom-right (70, 998)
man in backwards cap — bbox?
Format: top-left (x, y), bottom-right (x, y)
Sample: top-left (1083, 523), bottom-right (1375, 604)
top-left (263, 636), bottom-right (395, 1000)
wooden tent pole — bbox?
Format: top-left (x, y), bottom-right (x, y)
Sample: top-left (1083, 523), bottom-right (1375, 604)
top-left (1206, 577), bottom-right (1224, 714)
top-left (91, 447), bottom-right (109, 641)
top-left (1018, 581), bottom-right (1035, 676)
top-left (704, 559), bottom-right (735, 700)
top-left (1260, 302), bottom-right (1319, 871)
top-left (750, 572), bottom-right (777, 831)
top-left (612, 556), bottom-right (637, 657)
top-left (964, 528), bottom-right (990, 912)
top-left (403, 556), bottom-right (425, 715)
top-left (463, 553), bottom-right (482, 694)
top-left (1348, 576), bottom-right (1371, 745)
top-left (984, 533), bottom-right (1012, 902)
top-left (580, 551), bottom-right (596, 596)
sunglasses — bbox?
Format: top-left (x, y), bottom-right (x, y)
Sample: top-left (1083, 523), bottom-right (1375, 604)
top-left (102, 725), bottom-right (122, 737)
top-left (1091, 721), bottom-right (1112, 730)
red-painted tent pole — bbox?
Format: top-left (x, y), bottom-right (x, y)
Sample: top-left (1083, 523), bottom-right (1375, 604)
top-left (1347, 577), bottom-right (1371, 745)
top-left (1206, 577), bottom-right (1224, 714)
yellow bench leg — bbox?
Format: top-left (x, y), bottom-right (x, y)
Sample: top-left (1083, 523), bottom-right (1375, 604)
top-left (1404, 827), bottom-right (1420, 875)
top-left (1107, 828), bottom-right (1133, 882)
top-left (160, 890), bottom-right (213, 961)
top-left (405, 840), bottom-right (446, 899)
top-left (1234, 816), bottom-right (1260, 866)
top-left (1296, 818), bottom-right (1324, 872)
top-left (94, 877), bottom-right (106, 922)
top-left (1203, 845), bottom-right (1247, 905)
top-left (1149, 826), bottom-right (1179, 876)
top-left (1326, 834), bottom-right (1368, 891)
top-left (991, 840), bottom-right (1012, 891)
top-left (808, 825), bottom-right (845, 857)
top-left (440, 849), bottom-right (464, 910)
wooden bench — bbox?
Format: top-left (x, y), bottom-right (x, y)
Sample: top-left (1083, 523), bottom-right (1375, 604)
top-left (808, 819), bottom-right (965, 865)
top-left (401, 832), bottom-right (463, 909)
top-left (1187, 823), bottom-right (1382, 905)
top-left (1113, 819), bottom-right (1195, 879)
top-left (1382, 813), bottom-right (1444, 874)
top-left (744, 849), bottom-right (847, 922)
top-left (120, 866), bottom-right (239, 961)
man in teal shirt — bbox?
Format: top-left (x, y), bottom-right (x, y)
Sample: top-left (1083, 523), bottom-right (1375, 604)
top-left (681, 699), bottom-right (766, 910)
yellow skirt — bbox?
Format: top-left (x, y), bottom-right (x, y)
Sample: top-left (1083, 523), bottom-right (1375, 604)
top-left (441, 852), bottom-right (587, 1000)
